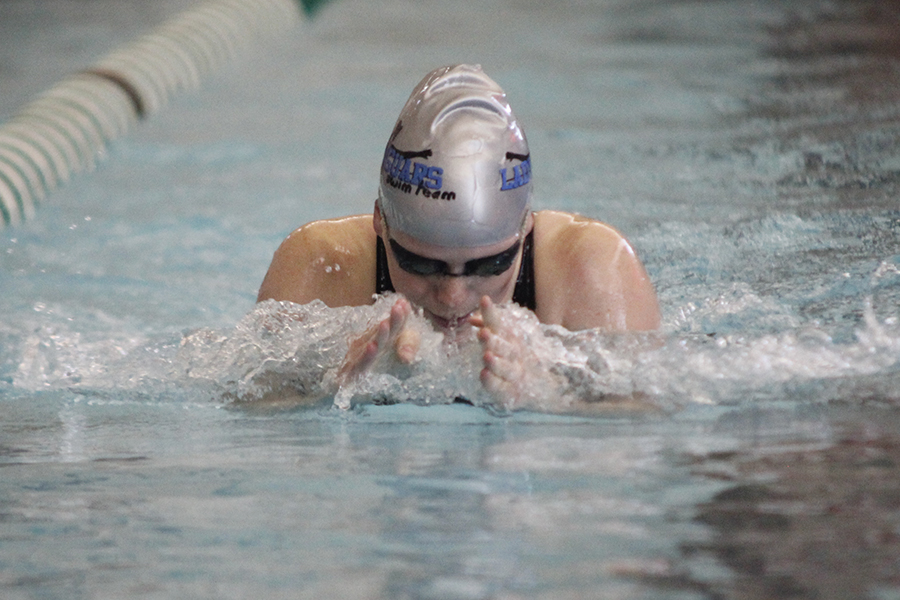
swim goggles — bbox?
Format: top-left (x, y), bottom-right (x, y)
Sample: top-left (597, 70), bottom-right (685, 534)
top-left (389, 238), bottom-right (521, 277)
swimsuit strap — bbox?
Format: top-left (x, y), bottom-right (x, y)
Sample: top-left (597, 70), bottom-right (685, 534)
top-left (375, 236), bottom-right (395, 294)
top-left (511, 229), bottom-right (536, 311)
top-left (375, 230), bottom-right (536, 311)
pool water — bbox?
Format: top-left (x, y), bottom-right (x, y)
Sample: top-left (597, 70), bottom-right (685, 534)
top-left (2, 0), bottom-right (900, 598)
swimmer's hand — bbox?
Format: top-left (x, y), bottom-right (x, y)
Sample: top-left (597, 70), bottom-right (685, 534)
top-left (473, 297), bottom-right (658, 414)
top-left (337, 297), bottom-right (421, 384)
top-left (471, 296), bottom-right (566, 411)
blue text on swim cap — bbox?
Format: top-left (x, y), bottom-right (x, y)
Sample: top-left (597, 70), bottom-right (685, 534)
top-left (382, 145), bottom-right (443, 190)
top-left (499, 155), bottom-right (531, 191)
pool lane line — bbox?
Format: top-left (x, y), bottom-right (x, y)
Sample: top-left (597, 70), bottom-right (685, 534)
top-left (0, 0), bottom-right (309, 228)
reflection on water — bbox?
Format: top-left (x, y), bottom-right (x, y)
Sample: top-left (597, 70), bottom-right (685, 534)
top-left (676, 409), bottom-right (900, 600)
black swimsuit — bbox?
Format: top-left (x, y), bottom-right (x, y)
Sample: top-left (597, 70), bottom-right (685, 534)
top-left (375, 230), bottom-right (536, 311)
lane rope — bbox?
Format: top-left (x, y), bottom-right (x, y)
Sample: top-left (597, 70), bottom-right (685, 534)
top-left (0, 0), bottom-right (303, 228)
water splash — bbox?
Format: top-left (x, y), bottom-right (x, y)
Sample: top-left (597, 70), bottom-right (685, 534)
top-left (3, 296), bottom-right (900, 412)
top-left (6, 281), bottom-right (900, 411)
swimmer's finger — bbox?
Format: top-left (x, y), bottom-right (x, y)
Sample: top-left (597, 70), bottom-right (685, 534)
top-left (482, 348), bottom-right (522, 383)
top-left (387, 298), bottom-right (418, 363)
top-left (479, 296), bottom-right (502, 330)
top-left (340, 319), bottom-right (390, 378)
top-left (389, 297), bottom-right (411, 332)
top-left (394, 327), bottom-right (420, 364)
top-left (374, 317), bottom-right (392, 350)
top-left (478, 326), bottom-right (519, 362)
top-left (480, 356), bottom-right (506, 390)
top-left (479, 362), bottom-right (518, 409)
top-left (360, 339), bottom-right (381, 370)
top-left (479, 366), bottom-right (505, 395)
top-left (338, 333), bottom-right (380, 381)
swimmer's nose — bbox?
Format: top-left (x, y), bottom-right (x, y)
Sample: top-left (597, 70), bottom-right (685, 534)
top-left (433, 276), bottom-right (471, 312)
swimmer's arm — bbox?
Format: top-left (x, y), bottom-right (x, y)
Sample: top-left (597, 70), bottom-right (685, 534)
top-left (257, 216), bottom-right (376, 308)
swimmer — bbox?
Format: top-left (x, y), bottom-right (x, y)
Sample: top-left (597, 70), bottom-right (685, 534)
top-left (258, 64), bottom-right (660, 409)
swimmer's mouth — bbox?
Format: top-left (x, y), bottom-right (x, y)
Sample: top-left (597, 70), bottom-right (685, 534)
top-left (427, 312), bottom-right (472, 331)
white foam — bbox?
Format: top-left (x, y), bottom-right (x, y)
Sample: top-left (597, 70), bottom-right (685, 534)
top-left (11, 291), bottom-right (898, 413)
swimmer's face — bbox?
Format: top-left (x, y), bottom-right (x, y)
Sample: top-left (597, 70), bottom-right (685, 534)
top-left (376, 213), bottom-right (531, 331)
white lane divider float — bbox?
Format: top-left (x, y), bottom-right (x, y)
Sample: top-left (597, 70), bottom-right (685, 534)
top-left (0, 0), bottom-right (303, 228)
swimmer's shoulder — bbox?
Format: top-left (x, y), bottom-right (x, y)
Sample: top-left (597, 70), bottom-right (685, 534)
top-left (257, 214), bottom-right (377, 307)
top-left (533, 209), bottom-right (629, 254)
top-left (532, 210), bottom-right (660, 331)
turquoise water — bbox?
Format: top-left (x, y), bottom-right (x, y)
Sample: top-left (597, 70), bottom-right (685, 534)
top-left (2, 0), bottom-right (900, 598)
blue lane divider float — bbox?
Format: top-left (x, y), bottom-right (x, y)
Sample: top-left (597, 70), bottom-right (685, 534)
top-left (0, 0), bottom-right (303, 228)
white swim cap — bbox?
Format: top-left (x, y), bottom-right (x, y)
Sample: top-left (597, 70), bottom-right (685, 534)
top-left (378, 64), bottom-right (532, 248)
